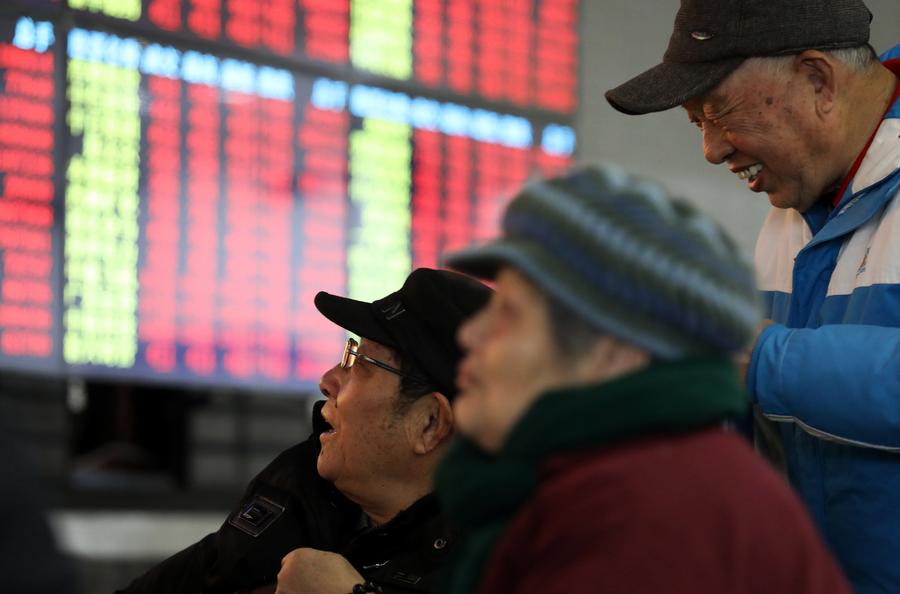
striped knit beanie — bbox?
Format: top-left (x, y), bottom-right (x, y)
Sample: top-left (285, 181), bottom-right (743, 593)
top-left (444, 164), bottom-right (761, 359)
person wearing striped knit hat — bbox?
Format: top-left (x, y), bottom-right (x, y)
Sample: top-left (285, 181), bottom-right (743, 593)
top-left (434, 164), bottom-right (850, 594)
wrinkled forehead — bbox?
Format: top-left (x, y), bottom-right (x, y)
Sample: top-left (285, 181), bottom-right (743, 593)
top-left (685, 81), bottom-right (759, 119)
top-left (681, 59), bottom-right (763, 114)
top-left (681, 76), bottom-right (737, 114)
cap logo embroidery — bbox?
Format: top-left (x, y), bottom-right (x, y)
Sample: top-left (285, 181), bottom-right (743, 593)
top-left (691, 31), bottom-right (713, 40)
top-left (382, 301), bottom-right (406, 320)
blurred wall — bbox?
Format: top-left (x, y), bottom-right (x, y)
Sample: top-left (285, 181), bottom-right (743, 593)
top-left (577, 0), bottom-right (900, 251)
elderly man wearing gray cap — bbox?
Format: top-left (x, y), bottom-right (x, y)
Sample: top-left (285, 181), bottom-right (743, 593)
top-left (606, 1), bottom-right (900, 592)
top-left (434, 165), bottom-right (850, 594)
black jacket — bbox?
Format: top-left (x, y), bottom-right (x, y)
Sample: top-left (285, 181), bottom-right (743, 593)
top-left (116, 404), bottom-right (454, 594)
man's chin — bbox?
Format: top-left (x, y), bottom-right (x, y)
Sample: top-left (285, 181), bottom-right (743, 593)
top-left (766, 190), bottom-right (795, 210)
top-left (315, 455), bottom-right (334, 482)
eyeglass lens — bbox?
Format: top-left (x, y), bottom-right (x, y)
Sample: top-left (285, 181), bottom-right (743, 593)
top-left (341, 337), bottom-right (358, 369)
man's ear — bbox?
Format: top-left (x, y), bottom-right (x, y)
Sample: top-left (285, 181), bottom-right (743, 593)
top-left (406, 392), bottom-right (454, 455)
top-left (794, 50), bottom-right (837, 117)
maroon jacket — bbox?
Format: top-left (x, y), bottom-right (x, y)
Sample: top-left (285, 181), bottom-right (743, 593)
top-left (474, 428), bottom-right (851, 594)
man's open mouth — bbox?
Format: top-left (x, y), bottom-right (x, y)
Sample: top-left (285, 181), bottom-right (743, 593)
top-left (735, 163), bottom-right (762, 182)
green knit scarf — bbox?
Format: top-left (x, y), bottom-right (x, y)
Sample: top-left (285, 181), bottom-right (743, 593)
top-left (434, 358), bottom-right (748, 594)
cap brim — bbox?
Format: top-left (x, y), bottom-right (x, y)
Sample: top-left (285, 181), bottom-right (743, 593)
top-left (445, 238), bottom-right (546, 284)
top-left (314, 292), bottom-right (397, 348)
top-left (605, 58), bottom-right (744, 115)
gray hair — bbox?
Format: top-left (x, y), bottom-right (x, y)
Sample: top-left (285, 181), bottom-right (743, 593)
top-left (742, 44), bottom-right (878, 77)
top-left (545, 290), bottom-right (604, 361)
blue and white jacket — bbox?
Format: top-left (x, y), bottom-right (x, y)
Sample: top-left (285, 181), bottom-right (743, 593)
top-left (747, 56), bottom-right (900, 594)
top-left (882, 44), bottom-right (900, 62)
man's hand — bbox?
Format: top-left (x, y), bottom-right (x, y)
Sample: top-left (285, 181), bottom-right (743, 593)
top-left (275, 548), bottom-right (364, 594)
top-left (737, 319), bottom-right (775, 387)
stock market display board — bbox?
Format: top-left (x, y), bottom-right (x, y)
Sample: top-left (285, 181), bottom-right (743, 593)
top-left (0, 3), bottom-right (577, 392)
top-left (0, 17), bottom-right (59, 373)
top-left (67, 0), bottom-right (578, 112)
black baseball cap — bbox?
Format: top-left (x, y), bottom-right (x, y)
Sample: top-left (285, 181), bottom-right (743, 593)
top-left (605, 0), bottom-right (873, 115)
top-left (314, 268), bottom-right (492, 400)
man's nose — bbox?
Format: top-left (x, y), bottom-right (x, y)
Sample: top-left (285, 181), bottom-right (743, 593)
top-left (318, 364), bottom-right (342, 399)
top-left (702, 124), bottom-right (734, 165)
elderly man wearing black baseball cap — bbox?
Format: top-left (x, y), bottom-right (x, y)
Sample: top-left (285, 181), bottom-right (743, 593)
top-left (607, 2), bottom-right (900, 593)
top-left (116, 269), bottom-right (491, 594)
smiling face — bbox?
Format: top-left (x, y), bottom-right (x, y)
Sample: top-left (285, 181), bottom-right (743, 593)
top-left (316, 339), bottom-right (412, 497)
top-left (683, 55), bottom-right (840, 212)
top-left (454, 268), bottom-right (579, 453)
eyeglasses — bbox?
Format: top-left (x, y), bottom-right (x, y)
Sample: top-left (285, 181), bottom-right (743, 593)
top-left (340, 337), bottom-right (406, 377)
